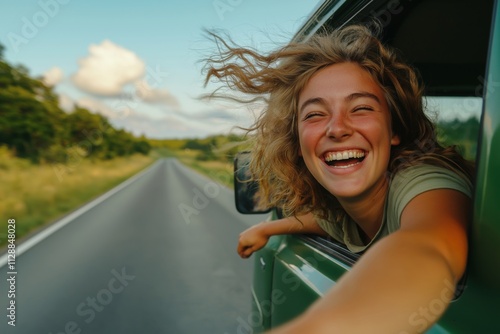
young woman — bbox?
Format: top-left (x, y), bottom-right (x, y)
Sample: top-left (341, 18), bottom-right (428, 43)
top-left (204, 24), bottom-right (474, 333)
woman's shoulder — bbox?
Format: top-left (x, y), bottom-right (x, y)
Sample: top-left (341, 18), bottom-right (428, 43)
top-left (386, 163), bottom-right (473, 231)
top-left (390, 163), bottom-right (472, 196)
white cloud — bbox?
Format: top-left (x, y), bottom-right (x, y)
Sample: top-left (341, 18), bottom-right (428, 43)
top-left (72, 40), bottom-right (145, 96)
top-left (42, 66), bottom-right (64, 86)
top-left (135, 80), bottom-right (179, 107)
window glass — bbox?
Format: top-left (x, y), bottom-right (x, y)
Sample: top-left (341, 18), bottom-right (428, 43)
top-left (426, 96), bottom-right (482, 161)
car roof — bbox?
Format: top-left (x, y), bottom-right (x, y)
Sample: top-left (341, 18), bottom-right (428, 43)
top-left (293, 0), bottom-right (495, 97)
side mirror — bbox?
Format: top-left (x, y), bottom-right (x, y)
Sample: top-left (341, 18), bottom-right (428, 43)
top-left (234, 152), bottom-right (271, 214)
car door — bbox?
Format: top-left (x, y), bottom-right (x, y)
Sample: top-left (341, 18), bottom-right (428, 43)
top-left (247, 216), bottom-right (359, 331)
top-left (269, 234), bottom-right (358, 328)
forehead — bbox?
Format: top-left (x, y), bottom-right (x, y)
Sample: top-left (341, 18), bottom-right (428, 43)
top-left (299, 62), bottom-right (385, 101)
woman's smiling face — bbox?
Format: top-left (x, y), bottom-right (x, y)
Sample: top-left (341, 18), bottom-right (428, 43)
top-left (297, 62), bottom-right (400, 202)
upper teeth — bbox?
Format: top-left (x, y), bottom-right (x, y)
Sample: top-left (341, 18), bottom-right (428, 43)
top-left (325, 150), bottom-right (365, 161)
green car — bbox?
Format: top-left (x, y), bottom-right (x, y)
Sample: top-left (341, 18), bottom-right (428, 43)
top-left (234, 0), bottom-right (500, 332)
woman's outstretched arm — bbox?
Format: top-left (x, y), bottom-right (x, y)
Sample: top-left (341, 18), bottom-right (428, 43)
top-left (267, 189), bottom-right (470, 334)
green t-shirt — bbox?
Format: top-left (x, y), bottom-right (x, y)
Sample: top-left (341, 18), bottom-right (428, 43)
top-left (316, 164), bottom-right (473, 253)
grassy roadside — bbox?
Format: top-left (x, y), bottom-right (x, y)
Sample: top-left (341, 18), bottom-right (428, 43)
top-left (0, 146), bottom-right (235, 248)
top-left (0, 150), bottom-right (155, 247)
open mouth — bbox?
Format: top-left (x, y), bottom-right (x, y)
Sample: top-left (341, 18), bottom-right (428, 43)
top-left (324, 150), bottom-right (365, 168)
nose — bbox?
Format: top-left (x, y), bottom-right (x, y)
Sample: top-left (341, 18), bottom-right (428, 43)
top-left (325, 112), bottom-right (353, 140)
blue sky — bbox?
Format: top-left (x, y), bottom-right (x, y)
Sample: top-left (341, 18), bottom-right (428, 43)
top-left (0, 0), bottom-right (322, 138)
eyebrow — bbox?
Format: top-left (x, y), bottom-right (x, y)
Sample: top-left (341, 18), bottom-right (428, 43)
top-left (346, 91), bottom-right (381, 103)
top-left (299, 97), bottom-right (326, 114)
top-left (299, 91), bottom-right (381, 114)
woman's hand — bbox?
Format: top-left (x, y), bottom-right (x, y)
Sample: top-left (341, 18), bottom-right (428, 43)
top-left (237, 214), bottom-right (328, 259)
top-left (237, 222), bottom-right (270, 258)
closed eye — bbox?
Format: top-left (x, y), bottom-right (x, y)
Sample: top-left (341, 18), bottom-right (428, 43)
top-left (353, 105), bottom-right (374, 112)
top-left (302, 112), bottom-right (324, 121)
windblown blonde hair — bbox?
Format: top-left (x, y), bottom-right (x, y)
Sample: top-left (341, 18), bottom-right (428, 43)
top-left (203, 24), bottom-right (474, 220)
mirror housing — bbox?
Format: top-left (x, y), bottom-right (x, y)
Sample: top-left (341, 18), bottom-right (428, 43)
top-left (234, 152), bottom-right (271, 214)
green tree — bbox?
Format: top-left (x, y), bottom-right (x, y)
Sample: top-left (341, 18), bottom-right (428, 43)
top-left (65, 107), bottom-right (109, 158)
top-left (0, 59), bottom-right (70, 162)
top-left (437, 116), bottom-right (480, 160)
top-left (133, 135), bottom-right (151, 155)
top-left (0, 49), bottom-right (151, 163)
top-left (0, 86), bottom-right (59, 162)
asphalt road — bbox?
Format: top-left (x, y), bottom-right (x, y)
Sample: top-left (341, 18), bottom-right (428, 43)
top-left (0, 158), bottom-right (268, 334)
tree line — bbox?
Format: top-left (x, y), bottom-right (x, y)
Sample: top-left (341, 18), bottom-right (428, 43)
top-left (151, 133), bottom-right (248, 162)
top-left (0, 43), bottom-right (150, 164)
top-left (437, 116), bottom-right (480, 161)
top-left (1, 40), bottom-right (478, 165)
